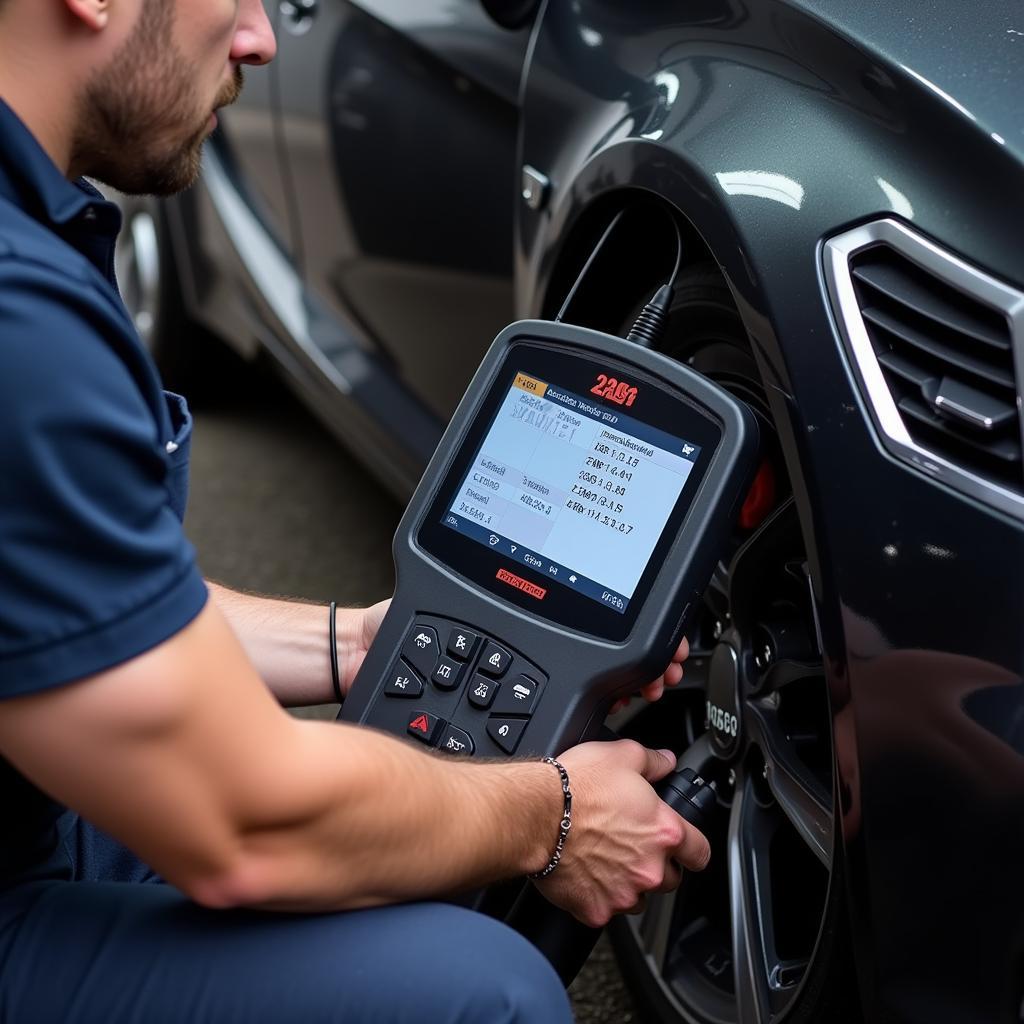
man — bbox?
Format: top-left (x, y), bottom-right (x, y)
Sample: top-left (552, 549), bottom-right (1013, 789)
top-left (0, 1), bottom-right (710, 1021)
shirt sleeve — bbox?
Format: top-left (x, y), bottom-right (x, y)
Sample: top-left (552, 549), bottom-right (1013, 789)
top-left (0, 260), bottom-right (208, 697)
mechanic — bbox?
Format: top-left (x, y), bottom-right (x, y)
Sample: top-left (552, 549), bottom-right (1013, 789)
top-left (0, 1), bottom-right (711, 1021)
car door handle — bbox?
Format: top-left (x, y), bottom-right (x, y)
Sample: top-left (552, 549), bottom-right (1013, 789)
top-left (280, 0), bottom-right (318, 34)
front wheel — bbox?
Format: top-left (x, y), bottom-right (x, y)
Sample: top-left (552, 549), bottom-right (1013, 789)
top-left (113, 195), bottom-right (233, 398)
top-left (608, 265), bottom-right (860, 1024)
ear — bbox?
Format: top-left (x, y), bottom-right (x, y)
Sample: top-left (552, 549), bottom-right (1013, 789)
top-left (63, 0), bottom-right (111, 31)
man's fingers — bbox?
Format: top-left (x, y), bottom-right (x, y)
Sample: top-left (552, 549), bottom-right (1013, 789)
top-left (658, 859), bottom-right (683, 894)
top-left (638, 679), bottom-right (665, 703)
top-left (638, 745), bottom-right (677, 783)
top-left (673, 820), bottom-right (712, 872)
top-left (673, 636), bottom-right (690, 663)
top-left (635, 638), bottom-right (689, 705)
top-left (664, 662), bottom-right (684, 687)
top-left (624, 895), bottom-right (648, 916)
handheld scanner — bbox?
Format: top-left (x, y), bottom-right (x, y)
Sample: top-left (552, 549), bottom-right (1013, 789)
top-left (341, 320), bottom-right (758, 759)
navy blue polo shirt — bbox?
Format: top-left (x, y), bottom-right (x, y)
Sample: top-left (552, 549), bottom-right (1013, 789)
top-left (0, 99), bottom-right (208, 882)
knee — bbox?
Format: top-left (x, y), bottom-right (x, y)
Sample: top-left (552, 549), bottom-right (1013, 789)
top-left (444, 909), bottom-right (573, 1024)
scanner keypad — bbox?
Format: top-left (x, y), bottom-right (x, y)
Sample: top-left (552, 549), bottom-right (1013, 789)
top-left (467, 675), bottom-right (499, 709)
top-left (478, 642), bottom-right (511, 677)
top-left (446, 628), bottom-right (478, 660)
top-left (431, 656), bottom-right (464, 691)
top-left (384, 660), bottom-right (424, 699)
top-left (401, 626), bottom-right (440, 679)
top-left (379, 617), bottom-right (546, 757)
top-left (491, 674), bottom-right (541, 716)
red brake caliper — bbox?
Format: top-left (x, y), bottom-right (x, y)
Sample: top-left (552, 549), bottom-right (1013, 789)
top-left (738, 458), bottom-right (776, 531)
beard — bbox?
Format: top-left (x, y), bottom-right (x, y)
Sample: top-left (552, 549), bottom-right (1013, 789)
top-left (71, 0), bottom-right (243, 196)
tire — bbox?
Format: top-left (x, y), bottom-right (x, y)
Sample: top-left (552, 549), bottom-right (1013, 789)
top-left (608, 264), bottom-right (861, 1024)
top-left (113, 195), bottom-right (235, 400)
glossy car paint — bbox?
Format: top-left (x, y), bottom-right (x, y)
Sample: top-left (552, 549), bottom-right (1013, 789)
top-left (162, 1), bottom-right (1024, 1020)
top-left (518, 2), bottom-right (1024, 1020)
top-left (166, 0), bottom-right (527, 494)
top-left (273, 0), bottom-right (527, 420)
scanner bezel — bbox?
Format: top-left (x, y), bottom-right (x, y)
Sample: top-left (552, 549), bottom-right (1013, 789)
top-left (418, 339), bottom-right (723, 642)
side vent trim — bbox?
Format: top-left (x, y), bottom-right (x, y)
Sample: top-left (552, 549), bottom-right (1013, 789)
top-left (824, 219), bottom-right (1024, 521)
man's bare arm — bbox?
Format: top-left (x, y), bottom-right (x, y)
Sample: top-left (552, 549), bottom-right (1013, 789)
top-left (207, 582), bottom-right (386, 707)
top-left (209, 583), bottom-right (690, 711)
top-left (0, 602), bottom-right (556, 910)
top-left (0, 602), bottom-right (708, 922)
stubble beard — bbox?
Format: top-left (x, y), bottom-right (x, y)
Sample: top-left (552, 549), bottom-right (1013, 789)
top-left (72, 0), bottom-right (244, 196)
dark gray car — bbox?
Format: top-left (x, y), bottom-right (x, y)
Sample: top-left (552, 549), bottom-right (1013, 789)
top-left (115, 2), bottom-right (1024, 1022)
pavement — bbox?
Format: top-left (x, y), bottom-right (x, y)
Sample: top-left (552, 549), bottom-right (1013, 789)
top-left (183, 362), bottom-right (642, 1023)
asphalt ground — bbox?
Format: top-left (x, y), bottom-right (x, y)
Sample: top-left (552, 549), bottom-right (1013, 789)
top-left (183, 361), bottom-right (643, 1024)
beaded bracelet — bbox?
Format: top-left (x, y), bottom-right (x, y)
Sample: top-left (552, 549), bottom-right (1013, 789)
top-left (528, 756), bottom-right (573, 880)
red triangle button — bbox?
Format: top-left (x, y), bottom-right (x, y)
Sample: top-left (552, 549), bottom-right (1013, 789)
top-left (407, 711), bottom-right (442, 745)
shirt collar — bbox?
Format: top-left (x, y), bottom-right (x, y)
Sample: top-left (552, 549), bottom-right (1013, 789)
top-left (0, 97), bottom-right (118, 230)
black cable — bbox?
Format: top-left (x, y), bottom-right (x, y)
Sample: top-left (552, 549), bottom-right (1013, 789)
top-left (555, 208), bottom-right (628, 323)
top-left (627, 217), bottom-right (684, 349)
top-left (554, 207), bottom-right (684, 349)
top-left (668, 216), bottom-right (684, 288)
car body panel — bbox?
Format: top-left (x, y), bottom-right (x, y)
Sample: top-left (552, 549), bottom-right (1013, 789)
top-left (519, 2), bottom-right (1024, 1019)
top-left (161, 1), bottom-right (1024, 1017)
top-left (273, 0), bottom-right (528, 419)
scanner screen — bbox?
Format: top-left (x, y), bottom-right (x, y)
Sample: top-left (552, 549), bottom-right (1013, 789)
top-left (442, 371), bottom-right (700, 614)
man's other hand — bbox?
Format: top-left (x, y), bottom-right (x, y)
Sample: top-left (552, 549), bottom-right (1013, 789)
top-left (608, 636), bottom-right (691, 715)
top-left (534, 739), bottom-right (711, 928)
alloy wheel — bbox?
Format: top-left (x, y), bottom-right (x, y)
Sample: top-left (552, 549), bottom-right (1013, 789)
top-left (113, 199), bottom-right (162, 349)
top-left (610, 267), bottom-right (838, 1024)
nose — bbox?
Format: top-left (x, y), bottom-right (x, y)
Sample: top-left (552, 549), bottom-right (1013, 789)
top-left (231, 0), bottom-right (278, 66)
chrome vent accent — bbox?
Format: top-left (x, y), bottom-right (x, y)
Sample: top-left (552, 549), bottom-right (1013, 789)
top-left (852, 247), bottom-right (1021, 487)
top-left (824, 220), bottom-right (1024, 520)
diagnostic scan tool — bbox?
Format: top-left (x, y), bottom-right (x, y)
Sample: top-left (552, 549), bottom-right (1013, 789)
top-left (341, 319), bottom-right (758, 763)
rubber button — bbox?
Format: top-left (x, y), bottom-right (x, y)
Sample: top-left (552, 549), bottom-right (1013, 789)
top-left (447, 628), bottom-right (479, 660)
top-left (491, 674), bottom-right (541, 716)
top-left (406, 710), bottom-right (444, 746)
top-left (402, 625), bottom-right (440, 680)
top-left (478, 642), bottom-right (511, 677)
top-left (487, 717), bottom-right (527, 754)
top-left (468, 675), bottom-right (499, 710)
top-left (438, 724), bottom-right (475, 756)
top-left (431, 656), bottom-right (463, 691)
top-left (384, 659), bottom-right (424, 698)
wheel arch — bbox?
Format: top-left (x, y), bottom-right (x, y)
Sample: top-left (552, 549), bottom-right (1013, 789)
top-left (518, 131), bottom-right (873, 1014)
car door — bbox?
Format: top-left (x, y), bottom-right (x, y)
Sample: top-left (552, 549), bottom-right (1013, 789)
top-left (273, 0), bottom-right (529, 421)
top-left (214, 0), bottom-right (297, 258)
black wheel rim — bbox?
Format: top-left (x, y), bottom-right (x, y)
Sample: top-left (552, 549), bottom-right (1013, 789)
top-left (621, 500), bottom-right (834, 1024)
top-left (615, 284), bottom-right (836, 1024)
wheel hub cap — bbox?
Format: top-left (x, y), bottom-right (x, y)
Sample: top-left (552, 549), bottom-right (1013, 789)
top-left (706, 640), bottom-right (742, 759)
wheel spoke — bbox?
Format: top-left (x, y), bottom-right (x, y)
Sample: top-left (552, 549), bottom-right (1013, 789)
top-left (762, 656), bottom-right (822, 691)
top-left (725, 499), bottom-right (801, 632)
top-left (634, 888), bottom-right (679, 972)
top-left (728, 776), bottom-right (779, 1024)
top-left (747, 703), bottom-right (833, 866)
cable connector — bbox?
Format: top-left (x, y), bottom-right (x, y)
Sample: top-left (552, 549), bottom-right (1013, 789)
top-left (626, 283), bottom-right (674, 349)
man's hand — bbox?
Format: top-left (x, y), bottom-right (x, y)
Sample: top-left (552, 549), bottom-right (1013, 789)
top-left (337, 599), bottom-right (390, 699)
top-left (533, 739), bottom-right (711, 928)
top-left (608, 636), bottom-right (691, 715)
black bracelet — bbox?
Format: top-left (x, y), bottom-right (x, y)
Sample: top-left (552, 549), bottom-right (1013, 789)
top-left (528, 756), bottom-right (573, 880)
top-left (328, 600), bottom-right (343, 705)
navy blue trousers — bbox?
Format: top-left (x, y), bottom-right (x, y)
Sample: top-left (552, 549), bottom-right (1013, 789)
top-left (0, 817), bottom-right (573, 1024)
